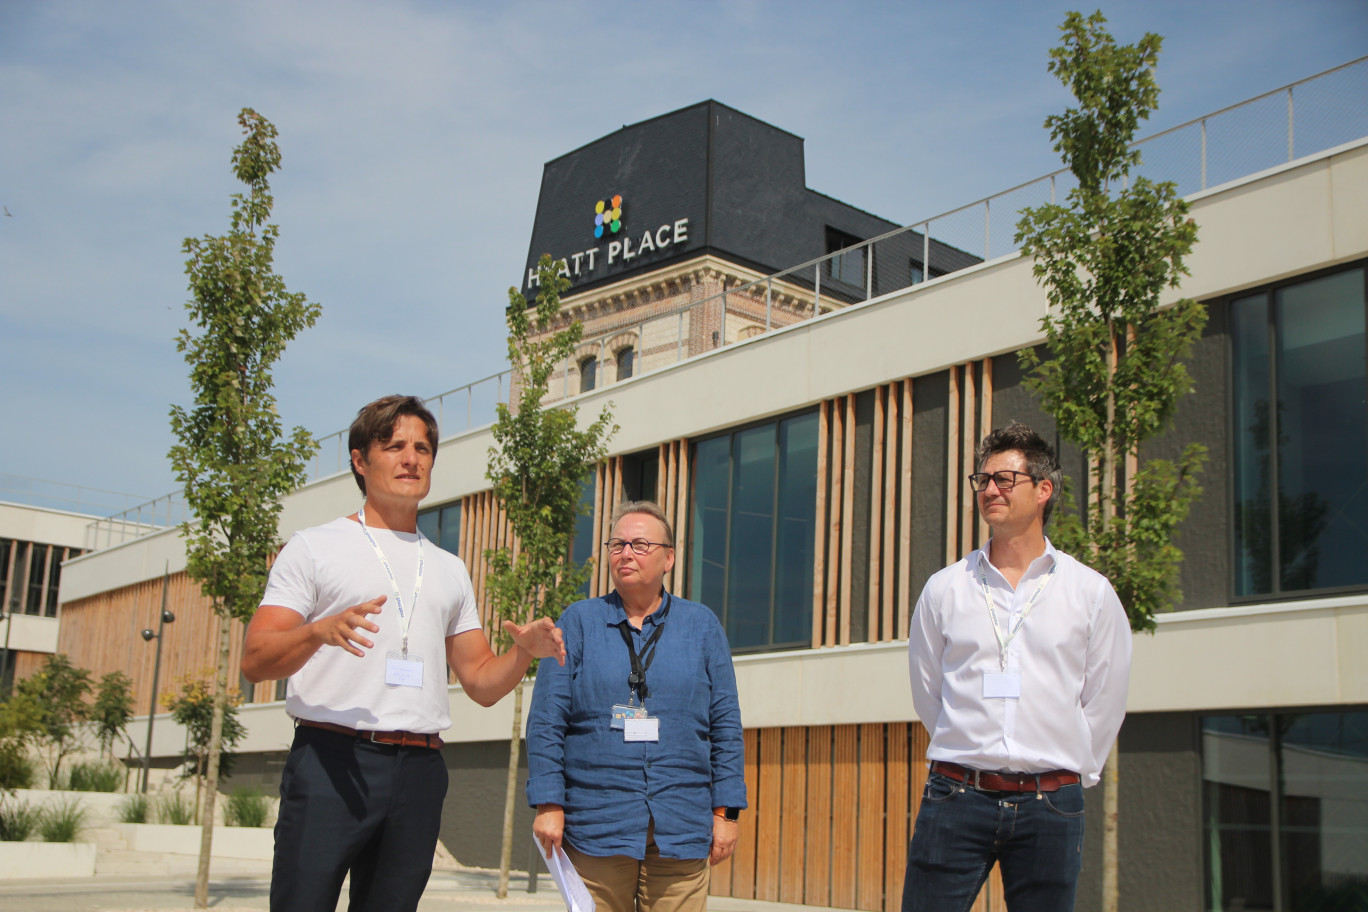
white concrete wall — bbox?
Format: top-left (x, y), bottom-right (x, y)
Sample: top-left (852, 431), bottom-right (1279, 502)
top-left (0, 502), bottom-right (99, 550)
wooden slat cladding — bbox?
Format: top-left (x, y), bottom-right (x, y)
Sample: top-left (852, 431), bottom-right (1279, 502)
top-left (58, 572), bottom-right (243, 711)
top-left (657, 439), bottom-right (690, 595)
top-left (713, 723), bottom-right (1007, 912)
top-left (944, 359), bottom-right (994, 566)
top-left (812, 379), bottom-right (916, 647)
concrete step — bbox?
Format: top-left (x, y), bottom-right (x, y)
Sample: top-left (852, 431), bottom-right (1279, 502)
top-left (94, 848), bottom-right (272, 877)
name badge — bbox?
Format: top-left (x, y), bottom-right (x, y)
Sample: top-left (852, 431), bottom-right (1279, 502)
top-left (385, 652), bottom-right (424, 688)
top-left (624, 717), bottom-right (659, 742)
top-left (610, 703), bottom-right (645, 731)
top-left (983, 671), bottom-right (1021, 699)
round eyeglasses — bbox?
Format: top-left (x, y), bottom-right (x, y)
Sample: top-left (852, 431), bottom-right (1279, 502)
top-left (604, 538), bottom-right (672, 555)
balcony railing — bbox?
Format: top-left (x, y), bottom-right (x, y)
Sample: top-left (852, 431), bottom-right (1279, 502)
top-left (81, 55), bottom-right (1368, 550)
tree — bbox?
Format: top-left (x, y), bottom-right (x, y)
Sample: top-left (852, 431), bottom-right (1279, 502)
top-left (163, 673), bottom-right (247, 821)
top-left (486, 254), bottom-right (615, 896)
top-left (91, 671), bottom-right (135, 762)
top-left (14, 654), bottom-right (93, 788)
top-left (168, 108), bottom-right (320, 908)
top-left (1014, 11), bottom-right (1206, 911)
top-left (0, 689), bottom-right (45, 790)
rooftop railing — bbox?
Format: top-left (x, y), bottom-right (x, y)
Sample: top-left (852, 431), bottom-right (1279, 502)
top-left (83, 56), bottom-right (1368, 550)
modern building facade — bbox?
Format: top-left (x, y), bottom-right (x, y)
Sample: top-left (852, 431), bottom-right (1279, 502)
top-left (0, 502), bottom-right (90, 691)
top-left (50, 67), bottom-right (1368, 912)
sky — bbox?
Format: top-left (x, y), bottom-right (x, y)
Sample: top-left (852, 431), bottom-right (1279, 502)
top-left (2, 0), bottom-right (1365, 516)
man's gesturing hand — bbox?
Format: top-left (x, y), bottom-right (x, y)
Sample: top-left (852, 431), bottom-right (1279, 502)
top-left (317, 596), bottom-right (385, 656)
top-left (502, 617), bottom-right (566, 666)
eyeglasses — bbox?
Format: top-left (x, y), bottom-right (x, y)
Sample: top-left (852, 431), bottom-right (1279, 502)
top-left (604, 538), bottom-right (672, 555)
top-left (967, 470), bottom-right (1039, 492)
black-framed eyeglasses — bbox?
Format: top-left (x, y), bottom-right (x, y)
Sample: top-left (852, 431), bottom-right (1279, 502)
top-left (604, 538), bottom-right (672, 555)
top-left (967, 470), bottom-right (1039, 492)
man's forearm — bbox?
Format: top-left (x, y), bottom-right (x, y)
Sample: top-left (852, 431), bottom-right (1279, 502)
top-left (241, 622), bottom-right (324, 683)
top-left (458, 644), bottom-right (533, 707)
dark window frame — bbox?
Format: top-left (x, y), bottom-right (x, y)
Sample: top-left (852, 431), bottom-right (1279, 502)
top-left (687, 407), bottom-right (819, 654)
top-left (1226, 258), bottom-right (1368, 603)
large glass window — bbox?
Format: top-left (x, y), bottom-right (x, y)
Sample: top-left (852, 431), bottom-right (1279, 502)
top-left (616, 347), bottom-right (635, 381)
top-left (1231, 265), bottom-right (1368, 598)
top-left (417, 501), bottom-right (462, 556)
top-left (1203, 710), bottom-right (1368, 911)
top-left (570, 475), bottom-right (596, 597)
top-left (688, 411), bottom-right (818, 652)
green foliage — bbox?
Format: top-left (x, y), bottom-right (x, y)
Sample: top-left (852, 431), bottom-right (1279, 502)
top-left (163, 673), bottom-right (246, 786)
top-left (0, 744), bottom-right (34, 791)
top-left (13, 654), bottom-right (94, 788)
top-left (37, 796), bottom-right (86, 842)
top-left (1014, 10), bottom-right (1206, 633)
top-left (90, 671), bottom-right (135, 761)
top-left (155, 790), bottom-right (195, 825)
top-left (0, 692), bottom-right (42, 790)
top-left (485, 254), bottom-right (617, 645)
top-left (0, 798), bottom-right (40, 841)
top-left (117, 792), bottom-right (149, 824)
top-left (223, 786), bottom-right (271, 827)
top-left (65, 760), bottom-right (124, 793)
top-left (169, 107), bottom-right (321, 625)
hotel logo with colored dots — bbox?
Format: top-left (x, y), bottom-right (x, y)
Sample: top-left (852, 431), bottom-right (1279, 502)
top-left (594, 195), bottom-right (623, 238)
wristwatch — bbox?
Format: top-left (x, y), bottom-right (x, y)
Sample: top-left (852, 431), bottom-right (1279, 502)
top-left (722, 807), bottom-right (741, 821)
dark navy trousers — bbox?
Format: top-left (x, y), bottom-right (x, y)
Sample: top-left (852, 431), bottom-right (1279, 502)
top-left (271, 726), bottom-right (448, 912)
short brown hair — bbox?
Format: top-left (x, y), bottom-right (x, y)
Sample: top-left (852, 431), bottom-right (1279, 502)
top-left (348, 395), bottom-right (439, 494)
top-left (610, 500), bottom-right (675, 547)
top-left (975, 421), bottom-right (1062, 525)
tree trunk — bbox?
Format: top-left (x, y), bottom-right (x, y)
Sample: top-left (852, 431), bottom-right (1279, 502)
top-left (1101, 742), bottom-right (1120, 912)
top-left (496, 679), bottom-right (526, 899)
top-left (194, 612), bottom-right (231, 908)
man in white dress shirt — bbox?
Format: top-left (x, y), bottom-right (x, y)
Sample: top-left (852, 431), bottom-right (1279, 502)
top-left (903, 421), bottom-right (1132, 912)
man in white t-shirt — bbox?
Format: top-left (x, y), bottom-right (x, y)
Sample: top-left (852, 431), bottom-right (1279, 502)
top-left (242, 395), bottom-right (565, 912)
top-left (903, 422), bottom-right (1131, 912)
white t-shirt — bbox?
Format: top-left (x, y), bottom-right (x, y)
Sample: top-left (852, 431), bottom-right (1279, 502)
top-left (260, 516), bottom-right (481, 733)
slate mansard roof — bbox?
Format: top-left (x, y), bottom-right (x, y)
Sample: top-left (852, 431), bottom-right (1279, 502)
top-left (519, 100), bottom-right (907, 298)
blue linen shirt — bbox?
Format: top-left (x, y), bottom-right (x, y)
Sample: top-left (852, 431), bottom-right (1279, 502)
top-left (525, 590), bottom-right (747, 860)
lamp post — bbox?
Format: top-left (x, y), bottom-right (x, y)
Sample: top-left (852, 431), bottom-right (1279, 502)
top-left (140, 569), bottom-right (175, 793)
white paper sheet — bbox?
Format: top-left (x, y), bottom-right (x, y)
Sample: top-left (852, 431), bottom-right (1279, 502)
top-left (532, 834), bottom-right (596, 912)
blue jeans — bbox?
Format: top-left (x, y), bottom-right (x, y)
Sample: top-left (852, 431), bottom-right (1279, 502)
top-left (901, 772), bottom-right (1085, 912)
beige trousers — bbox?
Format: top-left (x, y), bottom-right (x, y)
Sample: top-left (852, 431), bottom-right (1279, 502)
top-left (563, 823), bottom-right (709, 912)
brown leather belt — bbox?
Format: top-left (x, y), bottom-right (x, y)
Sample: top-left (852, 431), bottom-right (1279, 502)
top-left (296, 719), bottom-right (444, 750)
top-left (931, 761), bottom-right (1079, 793)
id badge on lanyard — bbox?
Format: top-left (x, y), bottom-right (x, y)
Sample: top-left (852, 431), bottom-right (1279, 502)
top-left (359, 505), bottom-right (424, 687)
top-left (979, 559), bottom-right (1054, 699)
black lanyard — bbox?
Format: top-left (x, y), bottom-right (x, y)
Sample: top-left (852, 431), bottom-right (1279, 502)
top-left (616, 593), bottom-right (671, 700)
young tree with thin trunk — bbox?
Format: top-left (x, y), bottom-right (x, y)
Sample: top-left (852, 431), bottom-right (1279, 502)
top-left (91, 670), bottom-right (134, 762)
top-left (486, 254), bottom-right (615, 896)
top-left (1014, 12), bottom-right (1207, 911)
top-left (169, 108), bottom-right (320, 909)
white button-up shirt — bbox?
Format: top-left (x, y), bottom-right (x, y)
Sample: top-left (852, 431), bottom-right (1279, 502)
top-left (908, 539), bottom-right (1132, 787)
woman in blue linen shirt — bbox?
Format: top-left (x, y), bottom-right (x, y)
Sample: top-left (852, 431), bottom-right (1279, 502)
top-left (527, 500), bottom-right (747, 912)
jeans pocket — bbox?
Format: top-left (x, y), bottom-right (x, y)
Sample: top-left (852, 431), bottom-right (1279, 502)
top-left (922, 772), bottom-right (961, 804)
top-left (1042, 783), bottom-right (1085, 818)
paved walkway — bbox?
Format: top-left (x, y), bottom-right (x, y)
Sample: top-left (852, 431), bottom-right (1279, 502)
top-left (0, 863), bottom-right (831, 912)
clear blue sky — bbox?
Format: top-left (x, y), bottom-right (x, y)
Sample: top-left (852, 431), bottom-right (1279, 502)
top-left (2, 0), bottom-right (1365, 514)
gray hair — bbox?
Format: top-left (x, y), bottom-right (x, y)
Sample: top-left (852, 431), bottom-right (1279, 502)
top-left (610, 500), bottom-right (675, 546)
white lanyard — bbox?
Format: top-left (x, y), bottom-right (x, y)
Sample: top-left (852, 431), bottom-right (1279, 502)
top-left (357, 504), bottom-right (423, 657)
top-left (977, 554), bottom-right (1055, 671)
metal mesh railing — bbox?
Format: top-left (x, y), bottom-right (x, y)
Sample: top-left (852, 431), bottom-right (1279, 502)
top-left (79, 56), bottom-right (1368, 549)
